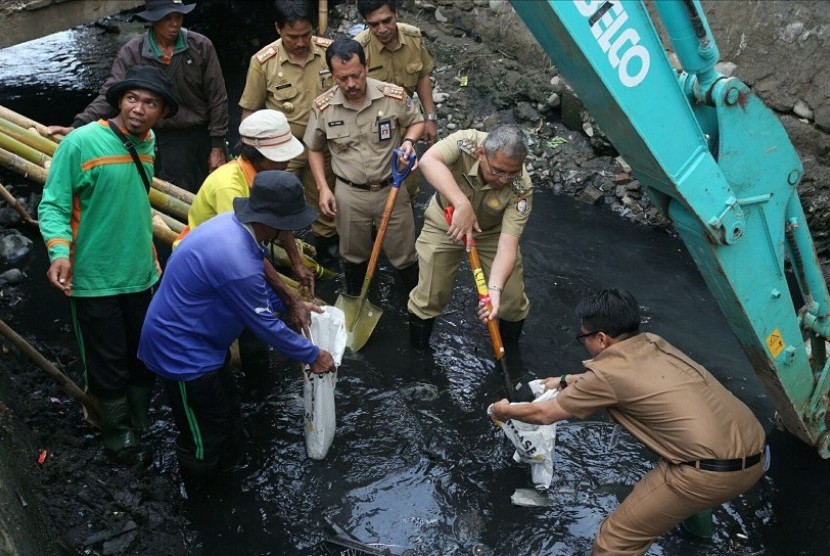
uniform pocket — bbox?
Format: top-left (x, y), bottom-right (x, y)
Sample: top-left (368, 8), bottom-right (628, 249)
top-left (272, 82), bottom-right (299, 101)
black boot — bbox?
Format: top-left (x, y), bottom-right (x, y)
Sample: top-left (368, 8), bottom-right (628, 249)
top-left (341, 261), bottom-right (368, 296)
top-left (409, 312), bottom-right (435, 351)
top-left (396, 262), bottom-right (420, 296)
top-left (313, 233), bottom-right (339, 268)
top-left (177, 445), bottom-right (220, 494)
top-left (499, 319), bottom-right (525, 345)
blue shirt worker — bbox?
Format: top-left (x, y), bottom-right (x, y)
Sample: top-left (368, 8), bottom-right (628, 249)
top-left (138, 171), bottom-right (335, 488)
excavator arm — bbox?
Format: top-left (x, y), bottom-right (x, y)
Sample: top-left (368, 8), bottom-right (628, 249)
top-left (510, 0), bottom-right (830, 456)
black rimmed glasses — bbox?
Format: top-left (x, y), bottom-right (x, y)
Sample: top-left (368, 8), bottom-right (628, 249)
top-left (575, 330), bottom-right (599, 344)
top-left (483, 152), bottom-right (522, 180)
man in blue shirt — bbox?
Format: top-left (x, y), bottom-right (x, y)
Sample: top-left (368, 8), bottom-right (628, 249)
top-left (139, 171), bottom-right (334, 486)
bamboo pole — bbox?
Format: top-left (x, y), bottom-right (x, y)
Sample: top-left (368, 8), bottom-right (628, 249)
top-left (0, 117), bottom-right (57, 156)
top-left (319, 0), bottom-right (329, 34)
top-left (148, 188), bottom-right (189, 221)
top-left (152, 214), bottom-right (180, 245)
top-left (0, 130), bottom-right (50, 166)
top-left (269, 242), bottom-right (336, 280)
top-left (0, 105), bottom-right (63, 143)
top-left (0, 146), bottom-right (47, 182)
top-left (0, 319), bottom-right (99, 425)
top-left (152, 209), bottom-right (185, 233)
top-left (151, 176), bottom-right (195, 204)
top-left (0, 180), bottom-right (37, 225)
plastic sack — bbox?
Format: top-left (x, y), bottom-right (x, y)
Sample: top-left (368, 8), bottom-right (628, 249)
top-left (303, 306), bottom-right (347, 460)
top-left (489, 379), bottom-right (558, 490)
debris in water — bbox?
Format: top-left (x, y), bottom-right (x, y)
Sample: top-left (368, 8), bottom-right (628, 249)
top-left (511, 488), bottom-right (553, 507)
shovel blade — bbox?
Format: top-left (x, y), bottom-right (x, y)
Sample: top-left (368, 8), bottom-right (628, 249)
top-left (335, 293), bottom-right (384, 351)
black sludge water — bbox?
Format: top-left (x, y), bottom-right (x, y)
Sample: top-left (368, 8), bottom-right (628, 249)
top-left (2, 11), bottom-right (830, 556)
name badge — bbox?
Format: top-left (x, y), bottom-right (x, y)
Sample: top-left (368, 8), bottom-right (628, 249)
top-left (328, 120), bottom-right (345, 127)
top-left (378, 119), bottom-right (391, 141)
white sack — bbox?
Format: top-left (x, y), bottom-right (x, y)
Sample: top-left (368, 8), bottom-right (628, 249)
top-left (303, 306), bottom-right (346, 460)
top-left (489, 379), bottom-right (558, 490)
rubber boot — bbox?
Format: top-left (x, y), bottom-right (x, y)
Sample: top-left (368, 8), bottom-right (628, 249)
top-left (342, 261), bottom-right (368, 297)
top-left (97, 397), bottom-right (143, 464)
top-left (396, 262), bottom-right (420, 297)
top-left (127, 385), bottom-right (153, 432)
top-left (409, 313), bottom-right (435, 351)
top-left (177, 445), bottom-right (220, 494)
top-left (499, 319), bottom-right (525, 345)
top-left (313, 233), bottom-right (339, 269)
top-left (681, 509), bottom-right (714, 540)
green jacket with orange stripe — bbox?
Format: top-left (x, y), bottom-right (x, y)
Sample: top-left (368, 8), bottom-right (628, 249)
top-left (38, 120), bottom-right (160, 297)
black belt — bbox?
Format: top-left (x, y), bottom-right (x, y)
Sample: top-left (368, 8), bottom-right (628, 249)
top-left (335, 175), bottom-right (391, 192)
top-left (681, 452), bottom-right (763, 472)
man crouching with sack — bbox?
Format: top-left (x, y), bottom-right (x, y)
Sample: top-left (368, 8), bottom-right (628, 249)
top-left (490, 288), bottom-right (766, 555)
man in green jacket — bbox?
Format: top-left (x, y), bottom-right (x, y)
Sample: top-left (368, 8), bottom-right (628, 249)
top-left (39, 65), bottom-right (178, 464)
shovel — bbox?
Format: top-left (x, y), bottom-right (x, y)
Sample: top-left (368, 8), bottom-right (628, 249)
top-left (336, 149), bottom-right (416, 351)
top-left (444, 206), bottom-right (532, 403)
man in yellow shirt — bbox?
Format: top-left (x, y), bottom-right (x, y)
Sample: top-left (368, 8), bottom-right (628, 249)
top-left (187, 109), bottom-right (315, 327)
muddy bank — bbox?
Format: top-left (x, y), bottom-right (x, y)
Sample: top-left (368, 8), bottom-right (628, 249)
top-left (1, 1), bottom-right (830, 555)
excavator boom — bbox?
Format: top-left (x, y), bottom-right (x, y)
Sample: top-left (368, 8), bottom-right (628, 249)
top-left (511, 0), bottom-right (830, 456)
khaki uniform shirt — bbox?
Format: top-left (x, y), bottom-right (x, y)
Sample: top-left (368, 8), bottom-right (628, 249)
top-left (303, 78), bottom-right (423, 183)
top-left (427, 129), bottom-right (533, 237)
top-left (238, 37), bottom-right (334, 138)
top-left (557, 333), bottom-right (766, 463)
top-left (355, 23), bottom-right (435, 97)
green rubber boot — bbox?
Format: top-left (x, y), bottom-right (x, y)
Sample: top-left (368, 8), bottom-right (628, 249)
top-left (97, 397), bottom-right (142, 464)
top-left (681, 509), bottom-right (714, 540)
top-left (127, 385), bottom-right (153, 432)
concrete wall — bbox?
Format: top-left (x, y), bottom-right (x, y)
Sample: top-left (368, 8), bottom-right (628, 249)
top-left (0, 0), bottom-right (143, 49)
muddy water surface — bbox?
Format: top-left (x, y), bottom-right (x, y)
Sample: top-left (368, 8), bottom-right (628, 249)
top-left (1, 17), bottom-right (828, 556)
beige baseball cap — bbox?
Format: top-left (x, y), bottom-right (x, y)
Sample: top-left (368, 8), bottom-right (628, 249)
top-left (238, 109), bottom-right (304, 162)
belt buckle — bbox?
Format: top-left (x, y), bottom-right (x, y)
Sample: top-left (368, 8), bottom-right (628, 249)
top-left (369, 183), bottom-right (383, 192)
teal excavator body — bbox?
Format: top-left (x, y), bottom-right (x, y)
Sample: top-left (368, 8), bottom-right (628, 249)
top-left (511, 0), bottom-right (830, 456)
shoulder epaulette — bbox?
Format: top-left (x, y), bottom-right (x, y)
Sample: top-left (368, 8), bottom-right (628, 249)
top-left (313, 36), bottom-right (334, 49)
top-left (399, 23), bottom-right (423, 38)
top-left (380, 82), bottom-right (406, 101)
top-left (313, 86), bottom-right (338, 111)
top-left (457, 139), bottom-right (477, 157)
top-left (254, 42), bottom-right (279, 64)
top-left (355, 30), bottom-right (371, 47)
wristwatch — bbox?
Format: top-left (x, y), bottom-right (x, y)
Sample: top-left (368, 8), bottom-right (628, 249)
top-left (425, 112), bottom-right (438, 122)
top-left (559, 374), bottom-right (569, 389)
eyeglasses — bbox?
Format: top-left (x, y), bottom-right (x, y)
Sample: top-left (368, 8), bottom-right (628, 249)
top-left (575, 330), bottom-right (599, 344)
top-left (484, 152), bottom-right (522, 180)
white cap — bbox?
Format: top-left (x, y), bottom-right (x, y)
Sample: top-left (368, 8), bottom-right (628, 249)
top-left (238, 109), bottom-right (304, 162)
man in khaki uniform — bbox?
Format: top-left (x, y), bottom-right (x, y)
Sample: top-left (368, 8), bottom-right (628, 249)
top-left (491, 288), bottom-right (767, 556)
top-left (407, 125), bottom-right (532, 350)
top-left (304, 38), bottom-right (424, 297)
top-left (356, 0), bottom-right (438, 201)
top-left (238, 0), bottom-right (338, 265)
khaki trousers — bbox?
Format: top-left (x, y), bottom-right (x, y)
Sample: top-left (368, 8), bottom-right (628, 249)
top-left (334, 178), bottom-right (417, 269)
top-left (593, 458), bottom-right (765, 555)
top-left (407, 203), bottom-right (530, 321)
